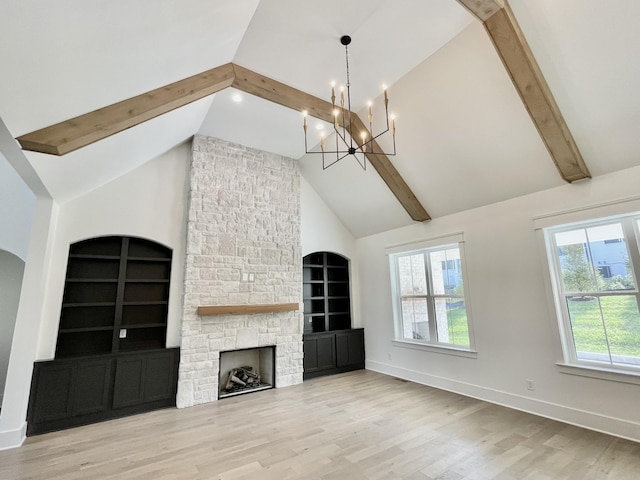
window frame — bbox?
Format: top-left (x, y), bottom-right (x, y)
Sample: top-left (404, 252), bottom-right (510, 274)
top-left (544, 214), bottom-right (640, 375)
top-left (388, 237), bottom-right (475, 354)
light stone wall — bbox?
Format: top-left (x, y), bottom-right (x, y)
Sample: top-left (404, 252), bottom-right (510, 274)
top-left (177, 135), bottom-right (303, 408)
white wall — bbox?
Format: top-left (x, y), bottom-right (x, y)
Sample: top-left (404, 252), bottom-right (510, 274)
top-left (359, 164), bottom-right (640, 442)
top-left (36, 141), bottom-right (191, 359)
top-left (0, 251), bottom-right (25, 405)
top-left (300, 176), bottom-right (360, 327)
top-left (0, 153), bottom-right (36, 260)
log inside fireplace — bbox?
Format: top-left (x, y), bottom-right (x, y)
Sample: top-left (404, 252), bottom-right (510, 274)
top-left (218, 346), bottom-right (275, 399)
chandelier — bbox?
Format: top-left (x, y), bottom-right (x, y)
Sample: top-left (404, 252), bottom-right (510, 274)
top-left (303, 35), bottom-right (396, 170)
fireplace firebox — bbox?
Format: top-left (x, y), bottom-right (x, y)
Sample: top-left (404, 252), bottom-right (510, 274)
top-left (218, 346), bottom-right (275, 399)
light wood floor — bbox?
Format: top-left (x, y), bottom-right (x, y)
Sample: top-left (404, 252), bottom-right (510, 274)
top-left (1, 370), bottom-right (639, 479)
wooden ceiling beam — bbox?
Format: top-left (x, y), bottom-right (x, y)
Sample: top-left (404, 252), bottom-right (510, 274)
top-left (231, 64), bottom-right (431, 222)
top-left (15, 61), bottom-right (430, 221)
top-left (16, 63), bottom-right (235, 155)
top-left (457, 0), bottom-right (591, 182)
top-left (348, 115), bottom-right (431, 222)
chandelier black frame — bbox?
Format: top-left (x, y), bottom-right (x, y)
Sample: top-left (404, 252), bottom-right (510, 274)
top-left (303, 35), bottom-right (396, 170)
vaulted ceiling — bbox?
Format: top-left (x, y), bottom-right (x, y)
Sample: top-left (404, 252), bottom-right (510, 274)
top-left (2, 0), bottom-right (640, 237)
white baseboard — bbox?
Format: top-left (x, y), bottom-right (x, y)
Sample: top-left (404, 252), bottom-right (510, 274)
top-left (0, 422), bottom-right (27, 451)
top-left (367, 360), bottom-right (640, 443)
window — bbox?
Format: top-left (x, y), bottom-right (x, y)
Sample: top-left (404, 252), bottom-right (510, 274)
top-left (545, 215), bottom-right (640, 373)
top-left (389, 242), bottom-right (472, 349)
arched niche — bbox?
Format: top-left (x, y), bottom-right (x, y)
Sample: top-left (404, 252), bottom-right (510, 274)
top-left (0, 250), bottom-right (26, 408)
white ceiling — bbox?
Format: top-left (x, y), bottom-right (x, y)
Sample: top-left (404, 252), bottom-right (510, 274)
top-left (2, 0), bottom-right (640, 237)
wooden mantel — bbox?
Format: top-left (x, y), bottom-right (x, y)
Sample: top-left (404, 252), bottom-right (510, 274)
top-left (197, 303), bottom-right (299, 316)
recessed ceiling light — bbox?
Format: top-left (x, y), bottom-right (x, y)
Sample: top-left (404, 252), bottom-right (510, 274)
top-left (231, 93), bottom-right (242, 103)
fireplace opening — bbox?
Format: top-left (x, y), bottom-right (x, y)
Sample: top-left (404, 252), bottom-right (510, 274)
top-left (218, 346), bottom-right (275, 399)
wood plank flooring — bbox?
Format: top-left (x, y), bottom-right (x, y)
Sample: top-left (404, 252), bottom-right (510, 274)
top-left (1, 370), bottom-right (639, 479)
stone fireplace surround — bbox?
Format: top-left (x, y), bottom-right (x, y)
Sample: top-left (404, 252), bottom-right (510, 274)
top-left (177, 136), bottom-right (303, 408)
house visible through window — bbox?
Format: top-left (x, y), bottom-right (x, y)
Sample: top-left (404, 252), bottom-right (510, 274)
top-left (545, 215), bottom-right (640, 373)
top-left (389, 241), bottom-right (472, 349)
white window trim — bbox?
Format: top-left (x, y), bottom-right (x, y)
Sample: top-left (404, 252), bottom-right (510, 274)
top-left (556, 362), bottom-right (640, 385)
top-left (387, 232), bottom-right (475, 353)
top-left (392, 339), bottom-right (478, 359)
top-left (537, 204), bottom-right (640, 380)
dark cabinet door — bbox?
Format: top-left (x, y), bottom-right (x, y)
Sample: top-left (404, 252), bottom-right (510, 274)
top-left (336, 329), bottom-right (365, 368)
top-left (303, 334), bottom-right (335, 372)
top-left (113, 350), bottom-right (178, 408)
top-left (72, 359), bottom-right (112, 415)
top-left (30, 363), bottom-right (74, 424)
top-left (29, 357), bottom-right (112, 425)
top-left (113, 356), bottom-right (145, 408)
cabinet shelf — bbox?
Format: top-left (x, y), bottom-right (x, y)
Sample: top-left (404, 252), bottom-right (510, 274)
top-left (59, 326), bottom-right (114, 333)
top-left (120, 323), bottom-right (166, 329)
top-left (63, 302), bottom-right (117, 308)
top-left (66, 278), bottom-right (118, 283)
top-left (127, 257), bottom-right (171, 262)
top-left (125, 279), bottom-right (170, 283)
top-left (123, 301), bottom-right (168, 306)
top-left (69, 254), bottom-right (120, 260)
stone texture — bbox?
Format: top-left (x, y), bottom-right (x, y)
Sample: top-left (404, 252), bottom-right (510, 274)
top-left (177, 136), bottom-right (303, 408)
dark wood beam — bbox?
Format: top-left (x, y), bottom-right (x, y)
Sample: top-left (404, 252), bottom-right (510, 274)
top-left (16, 64), bottom-right (235, 155)
top-left (458, 0), bottom-right (591, 182)
top-left (231, 64), bottom-right (431, 222)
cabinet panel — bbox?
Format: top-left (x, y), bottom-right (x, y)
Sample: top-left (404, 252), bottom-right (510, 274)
top-left (30, 364), bottom-right (74, 423)
top-left (144, 353), bottom-right (175, 401)
top-left (72, 359), bottom-right (112, 415)
top-left (336, 330), bottom-right (365, 368)
top-left (113, 357), bottom-right (145, 408)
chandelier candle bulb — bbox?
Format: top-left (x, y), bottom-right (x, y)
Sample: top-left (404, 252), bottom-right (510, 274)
top-left (368, 101), bottom-right (373, 123)
top-left (302, 111), bottom-right (308, 133)
top-left (331, 82), bottom-right (336, 107)
top-left (340, 86), bottom-right (345, 108)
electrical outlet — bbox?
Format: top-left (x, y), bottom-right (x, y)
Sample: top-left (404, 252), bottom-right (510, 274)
top-left (526, 379), bottom-right (535, 391)
top-left (119, 329), bottom-right (127, 339)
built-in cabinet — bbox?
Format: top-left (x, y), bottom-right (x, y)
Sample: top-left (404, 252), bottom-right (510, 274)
top-left (57, 236), bottom-right (171, 357)
top-left (28, 348), bottom-right (179, 435)
top-left (303, 329), bottom-right (365, 379)
top-left (303, 252), bottom-right (351, 333)
top-left (302, 252), bottom-right (364, 379)
top-left (27, 236), bottom-right (178, 435)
